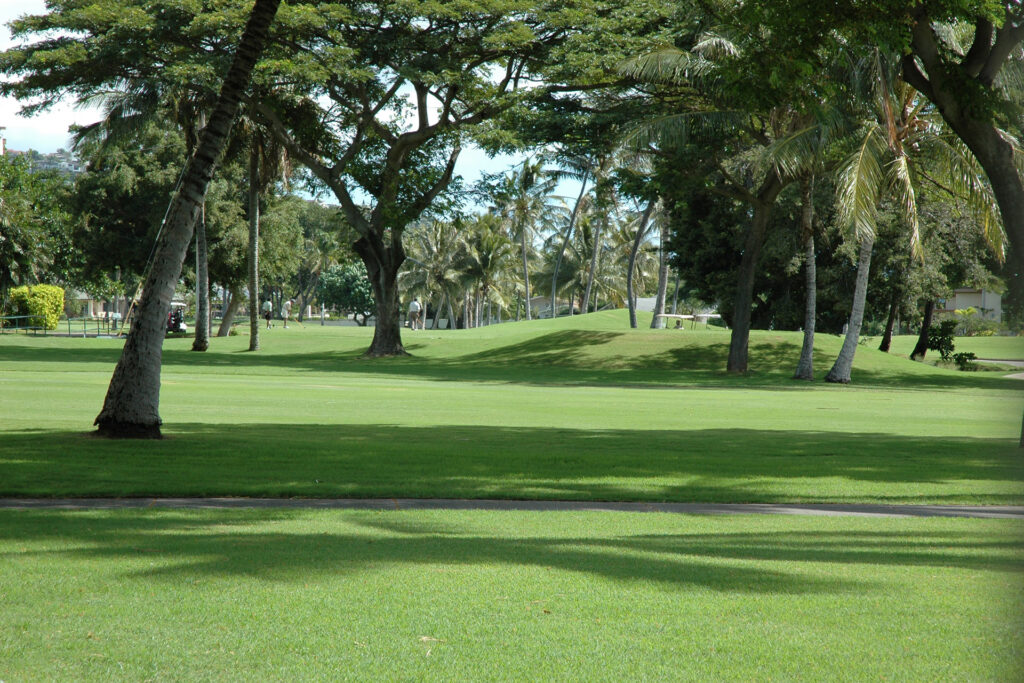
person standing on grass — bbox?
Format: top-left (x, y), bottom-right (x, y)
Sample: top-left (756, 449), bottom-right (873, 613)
top-left (282, 299), bottom-right (292, 328)
top-left (408, 297), bottom-right (421, 330)
top-left (262, 299), bottom-right (273, 329)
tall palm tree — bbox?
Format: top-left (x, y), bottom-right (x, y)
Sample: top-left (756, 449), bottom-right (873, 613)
top-left (402, 219), bottom-right (465, 329)
top-left (95, 0), bottom-right (282, 437)
top-left (490, 158), bottom-right (559, 320)
top-left (549, 149), bottom-right (596, 318)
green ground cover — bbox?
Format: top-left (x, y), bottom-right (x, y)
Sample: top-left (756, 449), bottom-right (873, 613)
top-left (1, 311), bottom-right (1021, 503)
top-left (2, 508), bottom-right (1021, 681)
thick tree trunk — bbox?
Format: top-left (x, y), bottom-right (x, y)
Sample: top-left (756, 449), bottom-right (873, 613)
top-left (910, 300), bottom-right (935, 361)
top-left (355, 235), bottom-right (406, 356)
top-left (217, 285), bottom-right (243, 336)
top-left (727, 173), bottom-right (785, 373)
top-left (94, 0), bottom-right (281, 438)
top-left (551, 172), bottom-right (589, 318)
top-left (794, 177), bottom-right (816, 380)
top-left (825, 235), bottom-right (875, 384)
top-left (247, 147), bottom-right (261, 351)
top-left (192, 204), bottom-right (210, 351)
top-left (650, 214), bottom-right (669, 329)
top-left (727, 204), bottom-right (772, 372)
top-left (627, 201), bottom-right (655, 329)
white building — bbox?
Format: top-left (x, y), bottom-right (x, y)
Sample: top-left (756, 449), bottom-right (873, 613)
top-left (937, 288), bottom-right (1002, 321)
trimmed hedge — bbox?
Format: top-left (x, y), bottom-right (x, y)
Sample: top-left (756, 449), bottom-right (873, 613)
top-left (8, 285), bottom-right (64, 330)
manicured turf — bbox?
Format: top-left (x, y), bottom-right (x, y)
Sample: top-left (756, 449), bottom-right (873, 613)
top-left (866, 333), bottom-right (1024, 361)
top-left (1, 311), bottom-right (1022, 503)
top-left (1, 508), bottom-right (1022, 681)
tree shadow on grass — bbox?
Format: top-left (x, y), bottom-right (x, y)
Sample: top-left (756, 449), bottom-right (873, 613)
top-left (1, 425), bottom-right (1021, 503)
top-left (3, 330), bottom-right (1021, 392)
top-left (1, 508), bottom-right (1020, 593)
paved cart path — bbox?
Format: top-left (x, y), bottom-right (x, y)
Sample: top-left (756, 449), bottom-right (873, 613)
top-left (1, 498), bottom-right (1023, 519)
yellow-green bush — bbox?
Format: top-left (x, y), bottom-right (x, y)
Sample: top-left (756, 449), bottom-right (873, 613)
top-left (8, 285), bottom-right (64, 330)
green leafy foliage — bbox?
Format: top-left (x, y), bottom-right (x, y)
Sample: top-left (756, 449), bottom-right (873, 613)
top-left (953, 351), bottom-right (979, 370)
top-left (927, 319), bottom-right (959, 360)
top-left (319, 262), bottom-right (374, 325)
top-left (7, 284), bottom-right (65, 329)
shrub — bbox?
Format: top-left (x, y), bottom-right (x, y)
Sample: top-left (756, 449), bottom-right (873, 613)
top-left (7, 284), bottom-right (64, 330)
top-left (953, 351), bottom-right (978, 371)
top-left (926, 320), bottom-right (958, 361)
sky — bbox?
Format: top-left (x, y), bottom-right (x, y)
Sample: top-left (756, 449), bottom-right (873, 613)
top-left (0, 0), bottom-right (543, 197)
top-left (1, 1), bottom-right (93, 154)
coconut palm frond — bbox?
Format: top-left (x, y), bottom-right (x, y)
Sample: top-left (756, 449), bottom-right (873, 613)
top-left (621, 110), bottom-right (746, 151)
top-left (887, 154), bottom-right (921, 259)
top-left (692, 31), bottom-right (740, 60)
top-left (617, 47), bottom-right (718, 86)
top-left (934, 136), bottom-right (1007, 259)
top-left (836, 125), bottom-right (887, 241)
top-left (764, 124), bottom-right (822, 179)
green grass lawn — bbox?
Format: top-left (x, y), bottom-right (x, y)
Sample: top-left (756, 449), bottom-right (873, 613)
top-left (866, 332), bottom-right (1024, 361)
top-left (1, 311), bottom-right (1022, 503)
top-left (3, 312), bottom-right (1023, 680)
top-left (2, 508), bottom-right (1022, 681)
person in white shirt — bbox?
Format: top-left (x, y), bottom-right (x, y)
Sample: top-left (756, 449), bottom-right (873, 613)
top-left (408, 297), bottom-right (421, 330)
top-left (262, 299), bottom-right (273, 328)
top-left (282, 299), bottom-right (292, 328)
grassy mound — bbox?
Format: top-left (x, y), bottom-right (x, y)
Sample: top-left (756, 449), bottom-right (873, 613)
top-left (0, 310), bottom-right (1020, 502)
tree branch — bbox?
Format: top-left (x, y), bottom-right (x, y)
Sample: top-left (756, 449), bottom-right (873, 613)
top-left (979, 9), bottom-right (1024, 85)
top-left (410, 144), bottom-right (461, 217)
top-left (962, 18), bottom-right (994, 77)
top-left (900, 54), bottom-right (936, 102)
top-left (249, 98), bottom-right (370, 237)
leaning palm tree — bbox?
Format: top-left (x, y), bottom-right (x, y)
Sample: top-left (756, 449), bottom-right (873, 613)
top-left (73, 86), bottom-right (220, 352)
top-left (626, 200), bottom-right (659, 328)
top-left (94, 0), bottom-right (282, 437)
top-left (825, 53), bottom-right (1004, 383)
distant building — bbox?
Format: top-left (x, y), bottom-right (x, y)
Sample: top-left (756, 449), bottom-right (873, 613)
top-left (937, 288), bottom-right (1002, 321)
top-left (3, 145), bottom-right (84, 177)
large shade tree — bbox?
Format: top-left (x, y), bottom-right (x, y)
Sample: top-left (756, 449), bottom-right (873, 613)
top-left (248, 0), bottom-right (669, 354)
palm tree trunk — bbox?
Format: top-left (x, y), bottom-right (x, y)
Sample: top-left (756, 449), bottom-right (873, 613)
top-left (794, 177), bottom-right (816, 380)
top-left (192, 203), bottom-right (210, 351)
top-left (627, 201), bottom-right (655, 329)
top-left (879, 292), bottom-right (898, 352)
top-left (582, 214), bottom-right (604, 314)
top-left (217, 284), bottom-right (244, 336)
top-left (650, 211), bottom-right (669, 330)
top-left (910, 300), bottom-right (935, 361)
top-left (446, 295), bottom-right (455, 330)
top-left (551, 171), bottom-right (589, 318)
top-left (247, 146), bottom-right (260, 351)
top-left (94, 0), bottom-right (281, 438)
top-left (671, 271), bottom-right (680, 315)
top-left (520, 222), bottom-right (532, 321)
top-left (825, 235), bottom-right (875, 384)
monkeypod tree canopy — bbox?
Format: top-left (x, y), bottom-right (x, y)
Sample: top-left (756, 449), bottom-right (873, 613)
top-left (3, 0), bottom-right (675, 357)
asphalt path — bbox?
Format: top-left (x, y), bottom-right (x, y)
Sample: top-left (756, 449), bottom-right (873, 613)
top-left (1, 498), bottom-right (1022, 519)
